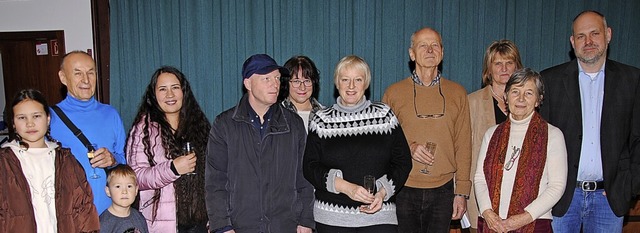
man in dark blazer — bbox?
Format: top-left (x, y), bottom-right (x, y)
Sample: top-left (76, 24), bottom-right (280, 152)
top-left (540, 10), bottom-right (640, 233)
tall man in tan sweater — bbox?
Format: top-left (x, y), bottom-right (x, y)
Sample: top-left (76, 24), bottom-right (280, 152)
top-left (382, 27), bottom-right (472, 233)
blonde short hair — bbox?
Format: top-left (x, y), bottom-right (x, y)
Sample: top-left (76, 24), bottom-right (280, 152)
top-left (333, 55), bottom-right (371, 89)
top-left (106, 164), bottom-right (138, 186)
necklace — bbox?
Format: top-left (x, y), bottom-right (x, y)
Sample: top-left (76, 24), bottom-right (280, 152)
top-left (489, 85), bottom-right (504, 101)
top-left (504, 146), bottom-right (521, 171)
top-left (489, 85), bottom-right (507, 113)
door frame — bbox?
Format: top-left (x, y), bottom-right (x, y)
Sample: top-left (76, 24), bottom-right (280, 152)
top-left (0, 30), bottom-right (67, 106)
top-left (0, 0), bottom-right (111, 105)
top-left (91, 0), bottom-right (110, 104)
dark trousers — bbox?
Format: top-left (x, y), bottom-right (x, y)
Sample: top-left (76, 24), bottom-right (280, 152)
top-left (396, 179), bottom-right (454, 233)
top-left (316, 222), bottom-right (397, 233)
top-left (177, 223), bottom-right (207, 233)
top-left (478, 218), bottom-right (552, 232)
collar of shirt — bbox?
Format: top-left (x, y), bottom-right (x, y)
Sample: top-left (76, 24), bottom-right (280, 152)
top-left (247, 104), bottom-right (274, 134)
top-left (412, 70), bottom-right (441, 86)
top-left (577, 60), bottom-right (606, 80)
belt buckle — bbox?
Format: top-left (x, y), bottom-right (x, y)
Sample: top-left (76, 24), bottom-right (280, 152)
top-left (581, 181), bottom-right (597, 191)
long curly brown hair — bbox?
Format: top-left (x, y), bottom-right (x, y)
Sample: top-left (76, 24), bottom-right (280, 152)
top-left (126, 66), bottom-right (210, 227)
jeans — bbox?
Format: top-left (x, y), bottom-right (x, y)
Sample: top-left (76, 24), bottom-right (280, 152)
top-left (316, 222), bottom-right (397, 233)
top-left (396, 179), bottom-right (454, 233)
top-left (552, 188), bottom-right (623, 233)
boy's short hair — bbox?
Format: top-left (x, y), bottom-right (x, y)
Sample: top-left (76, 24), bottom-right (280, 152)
top-left (106, 164), bottom-right (138, 186)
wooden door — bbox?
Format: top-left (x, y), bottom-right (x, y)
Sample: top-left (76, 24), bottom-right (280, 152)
top-left (624, 197), bottom-right (640, 232)
top-left (0, 31), bottom-right (66, 108)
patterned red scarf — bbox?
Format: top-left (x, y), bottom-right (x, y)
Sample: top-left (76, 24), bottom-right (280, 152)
top-left (481, 112), bottom-right (548, 233)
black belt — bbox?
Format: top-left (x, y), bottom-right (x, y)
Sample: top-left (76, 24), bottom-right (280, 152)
top-left (576, 181), bottom-right (604, 191)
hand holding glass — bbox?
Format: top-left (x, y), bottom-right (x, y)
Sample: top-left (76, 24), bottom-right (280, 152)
top-left (360, 175), bottom-right (378, 212)
top-left (420, 142), bottom-right (437, 174)
top-left (363, 175), bottom-right (376, 194)
top-left (87, 143), bottom-right (100, 179)
top-left (183, 142), bottom-right (196, 175)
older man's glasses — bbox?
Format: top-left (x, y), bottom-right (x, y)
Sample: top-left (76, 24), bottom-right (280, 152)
top-left (290, 79), bottom-right (313, 88)
top-left (413, 81), bottom-right (445, 119)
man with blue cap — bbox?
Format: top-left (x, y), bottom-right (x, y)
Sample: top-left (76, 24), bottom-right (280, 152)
top-left (206, 54), bottom-right (315, 233)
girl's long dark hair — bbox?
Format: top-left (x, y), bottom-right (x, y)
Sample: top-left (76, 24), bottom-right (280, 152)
top-left (126, 66), bottom-right (210, 226)
top-left (6, 89), bottom-right (56, 149)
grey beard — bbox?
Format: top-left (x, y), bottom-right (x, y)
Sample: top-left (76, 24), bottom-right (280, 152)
top-left (578, 53), bottom-right (604, 64)
top-left (577, 45), bottom-right (607, 64)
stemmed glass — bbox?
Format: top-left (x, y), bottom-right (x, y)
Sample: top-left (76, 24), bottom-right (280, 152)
top-left (183, 142), bottom-right (196, 175)
top-left (87, 143), bottom-right (100, 179)
top-left (420, 142), bottom-right (437, 174)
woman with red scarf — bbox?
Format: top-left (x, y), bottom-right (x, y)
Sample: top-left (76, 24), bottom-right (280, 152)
top-left (474, 68), bottom-right (567, 233)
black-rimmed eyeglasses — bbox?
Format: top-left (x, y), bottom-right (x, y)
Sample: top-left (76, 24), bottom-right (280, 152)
top-left (413, 81), bottom-right (445, 119)
top-left (290, 79), bottom-right (313, 88)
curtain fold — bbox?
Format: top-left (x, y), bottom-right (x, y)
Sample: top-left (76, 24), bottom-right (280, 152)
top-left (111, 0), bottom-right (640, 129)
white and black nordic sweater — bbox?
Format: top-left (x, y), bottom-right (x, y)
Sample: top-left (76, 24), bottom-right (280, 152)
top-left (302, 97), bottom-right (412, 227)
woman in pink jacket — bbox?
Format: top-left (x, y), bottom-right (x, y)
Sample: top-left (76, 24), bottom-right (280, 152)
top-left (127, 66), bottom-right (210, 232)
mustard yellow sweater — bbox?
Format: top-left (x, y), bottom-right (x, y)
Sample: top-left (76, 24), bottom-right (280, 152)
top-left (382, 77), bottom-right (472, 195)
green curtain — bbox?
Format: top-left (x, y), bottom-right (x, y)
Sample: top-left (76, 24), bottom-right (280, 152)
top-left (110, 0), bottom-right (640, 129)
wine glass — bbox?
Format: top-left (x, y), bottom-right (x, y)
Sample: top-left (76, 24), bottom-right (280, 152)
top-left (88, 143), bottom-right (100, 179)
top-left (420, 142), bottom-right (437, 174)
top-left (183, 142), bottom-right (196, 175)
top-left (363, 175), bottom-right (376, 194)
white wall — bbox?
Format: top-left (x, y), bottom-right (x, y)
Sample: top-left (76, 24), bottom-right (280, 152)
top-left (0, 0), bottom-right (94, 52)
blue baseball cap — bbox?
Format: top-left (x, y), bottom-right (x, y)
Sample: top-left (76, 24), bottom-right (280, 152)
top-left (242, 54), bottom-right (289, 79)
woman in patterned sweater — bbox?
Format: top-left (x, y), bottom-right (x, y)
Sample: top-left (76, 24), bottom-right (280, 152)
top-left (303, 55), bottom-right (413, 233)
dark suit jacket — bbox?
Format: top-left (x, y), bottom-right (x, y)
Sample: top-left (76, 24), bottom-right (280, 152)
top-left (540, 59), bottom-right (640, 217)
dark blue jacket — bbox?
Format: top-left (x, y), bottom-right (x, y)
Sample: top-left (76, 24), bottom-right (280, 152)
top-left (205, 94), bottom-right (315, 232)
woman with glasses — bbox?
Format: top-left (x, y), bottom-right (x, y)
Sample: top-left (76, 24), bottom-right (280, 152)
top-left (467, 39), bottom-right (524, 231)
top-left (474, 68), bottom-right (567, 232)
top-left (303, 55), bottom-right (412, 232)
top-left (279, 55), bottom-right (324, 130)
